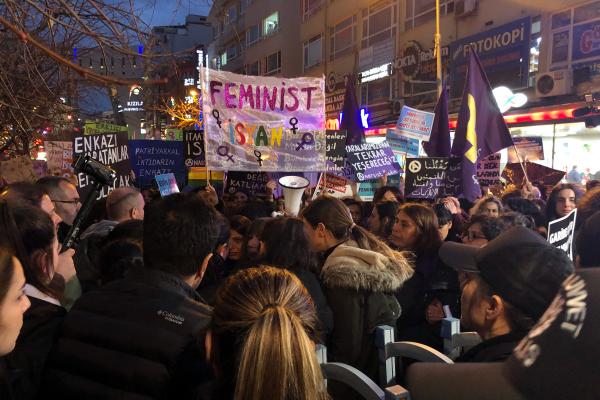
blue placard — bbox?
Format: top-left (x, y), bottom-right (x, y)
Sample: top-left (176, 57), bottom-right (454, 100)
top-left (449, 17), bottom-right (531, 97)
top-left (128, 140), bottom-right (186, 188)
top-left (572, 20), bottom-right (600, 62)
top-left (387, 129), bottom-right (420, 157)
top-left (395, 106), bottom-right (434, 141)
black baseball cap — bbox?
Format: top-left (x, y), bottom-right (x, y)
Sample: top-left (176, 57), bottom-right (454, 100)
top-left (407, 268), bottom-right (600, 400)
top-left (439, 226), bottom-right (574, 320)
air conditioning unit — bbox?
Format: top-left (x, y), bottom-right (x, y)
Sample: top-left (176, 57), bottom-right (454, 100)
top-left (455, 0), bottom-right (477, 18)
top-left (536, 69), bottom-right (573, 97)
top-left (391, 98), bottom-right (405, 114)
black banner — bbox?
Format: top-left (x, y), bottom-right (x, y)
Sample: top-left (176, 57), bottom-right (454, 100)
top-left (548, 209), bottom-right (577, 260)
top-left (184, 129), bottom-right (205, 167)
top-left (326, 129), bottom-right (347, 174)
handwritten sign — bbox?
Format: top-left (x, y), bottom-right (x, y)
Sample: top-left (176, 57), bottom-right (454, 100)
top-left (387, 129), bottom-right (420, 157)
top-left (395, 105), bottom-right (434, 141)
top-left (508, 136), bottom-right (544, 163)
top-left (345, 141), bottom-right (400, 182)
top-left (225, 171), bottom-right (269, 197)
top-left (73, 132), bottom-right (132, 198)
top-left (128, 140), bottom-right (186, 188)
top-left (45, 141), bottom-right (75, 180)
top-left (313, 173), bottom-right (353, 199)
top-left (477, 153), bottom-right (501, 187)
top-left (404, 157), bottom-right (461, 199)
top-left (155, 173), bottom-right (180, 197)
top-left (0, 156), bottom-right (37, 184)
top-left (184, 130), bottom-right (205, 167)
top-left (200, 67), bottom-right (326, 171)
top-left (326, 130), bottom-right (348, 174)
top-left (548, 209), bottom-right (577, 260)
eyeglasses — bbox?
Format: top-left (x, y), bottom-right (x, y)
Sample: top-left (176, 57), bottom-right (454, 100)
top-left (52, 199), bottom-right (80, 204)
top-left (461, 231), bottom-right (487, 241)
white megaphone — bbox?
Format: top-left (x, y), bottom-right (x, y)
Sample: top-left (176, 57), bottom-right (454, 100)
top-left (278, 176), bottom-right (310, 217)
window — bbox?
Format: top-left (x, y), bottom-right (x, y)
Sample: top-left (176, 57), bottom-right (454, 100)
top-left (227, 44), bottom-right (238, 60)
top-left (405, 0), bottom-right (454, 31)
top-left (246, 60), bottom-right (260, 75)
top-left (246, 24), bottom-right (260, 46)
top-left (264, 12), bottom-right (279, 36)
top-left (225, 5), bottom-right (237, 24)
top-left (529, 16), bottom-right (542, 86)
top-left (360, 77), bottom-right (392, 106)
top-left (211, 57), bottom-right (220, 69)
top-left (330, 15), bottom-right (357, 60)
top-left (265, 51), bottom-right (281, 75)
top-left (220, 51), bottom-right (228, 66)
top-left (240, 0), bottom-right (252, 14)
top-left (303, 0), bottom-right (322, 21)
top-left (304, 34), bottom-right (323, 70)
top-left (361, 0), bottom-right (397, 48)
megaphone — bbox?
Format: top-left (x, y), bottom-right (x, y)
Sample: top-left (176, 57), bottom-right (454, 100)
top-left (278, 176), bottom-right (310, 217)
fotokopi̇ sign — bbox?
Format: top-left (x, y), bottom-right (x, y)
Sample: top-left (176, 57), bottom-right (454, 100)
top-left (200, 67), bottom-right (327, 172)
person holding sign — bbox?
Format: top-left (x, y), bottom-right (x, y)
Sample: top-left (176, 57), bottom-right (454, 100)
top-left (301, 197), bottom-right (413, 393)
top-left (545, 183), bottom-right (581, 223)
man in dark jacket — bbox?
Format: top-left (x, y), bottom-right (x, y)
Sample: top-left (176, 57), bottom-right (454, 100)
top-left (439, 226), bottom-right (573, 362)
top-left (43, 194), bottom-right (219, 399)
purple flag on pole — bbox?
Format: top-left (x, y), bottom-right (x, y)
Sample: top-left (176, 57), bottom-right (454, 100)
top-left (423, 83), bottom-right (451, 157)
top-left (340, 75), bottom-right (365, 145)
top-left (452, 49), bottom-right (514, 201)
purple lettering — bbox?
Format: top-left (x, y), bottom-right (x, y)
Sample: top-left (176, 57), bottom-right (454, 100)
top-left (225, 83), bottom-right (237, 108)
top-left (262, 86), bottom-right (278, 111)
top-left (301, 86), bottom-right (318, 110)
top-left (285, 87), bottom-right (299, 112)
top-left (238, 84), bottom-right (254, 109)
top-left (209, 80), bottom-right (222, 105)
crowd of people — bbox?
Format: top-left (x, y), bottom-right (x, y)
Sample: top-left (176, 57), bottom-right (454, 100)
top-left (0, 175), bottom-right (598, 399)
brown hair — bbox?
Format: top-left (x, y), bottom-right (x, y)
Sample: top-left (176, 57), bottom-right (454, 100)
top-left (302, 196), bottom-right (406, 266)
top-left (398, 203), bottom-right (442, 254)
top-left (211, 267), bottom-right (328, 400)
top-left (0, 248), bottom-right (16, 304)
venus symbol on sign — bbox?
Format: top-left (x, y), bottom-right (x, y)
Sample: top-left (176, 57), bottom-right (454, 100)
top-left (212, 110), bottom-right (222, 128)
top-left (289, 117), bottom-right (299, 135)
top-left (254, 150), bottom-right (263, 166)
top-left (217, 145), bottom-right (234, 162)
top-left (296, 133), bottom-right (315, 151)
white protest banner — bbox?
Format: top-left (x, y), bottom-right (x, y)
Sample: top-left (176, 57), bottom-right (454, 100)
top-left (201, 67), bottom-right (326, 171)
top-left (313, 173), bottom-right (353, 199)
top-left (395, 105), bottom-right (434, 141)
top-left (45, 141), bottom-right (75, 181)
top-left (548, 209), bottom-right (577, 260)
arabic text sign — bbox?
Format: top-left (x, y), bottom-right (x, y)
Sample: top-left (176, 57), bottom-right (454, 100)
top-left (313, 173), bottom-right (353, 199)
top-left (128, 140), bottom-right (186, 188)
top-left (404, 157), bottom-right (462, 199)
top-left (345, 141), bottom-right (400, 182)
top-left (201, 67), bottom-right (326, 171)
top-left (395, 106), bottom-right (434, 141)
top-left (477, 153), bottom-right (501, 187)
top-left (72, 132), bottom-right (132, 199)
top-left (548, 209), bottom-right (577, 260)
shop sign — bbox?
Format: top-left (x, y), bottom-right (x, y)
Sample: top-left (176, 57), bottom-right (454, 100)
top-left (573, 20), bottom-right (600, 62)
top-left (394, 41), bottom-right (449, 82)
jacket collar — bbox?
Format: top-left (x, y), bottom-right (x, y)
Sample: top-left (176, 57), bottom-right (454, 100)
top-left (125, 267), bottom-right (204, 303)
top-left (321, 241), bottom-right (414, 292)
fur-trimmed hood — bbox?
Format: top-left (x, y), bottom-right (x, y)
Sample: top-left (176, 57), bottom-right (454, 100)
top-left (321, 242), bottom-right (414, 292)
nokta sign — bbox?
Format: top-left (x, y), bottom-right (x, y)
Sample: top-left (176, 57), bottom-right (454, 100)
top-left (72, 132), bottom-right (131, 199)
top-left (345, 141), bottom-right (400, 181)
top-left (548, 209), bottom-right (577, 260)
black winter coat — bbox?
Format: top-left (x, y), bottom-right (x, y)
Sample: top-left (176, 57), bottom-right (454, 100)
top-left (455, 331), bottom-right (527, 363)
top-left (43, 267), bottom-right (213, 400)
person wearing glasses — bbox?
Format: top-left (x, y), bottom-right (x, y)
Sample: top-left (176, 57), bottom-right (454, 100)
top-left (37, 177), bottom-right (81, 243)
top-left (460, 215), bottom-right (507, 248)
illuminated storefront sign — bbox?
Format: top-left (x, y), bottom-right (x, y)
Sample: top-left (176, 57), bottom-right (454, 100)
top-left (359, 63), bottom-right (391, 83)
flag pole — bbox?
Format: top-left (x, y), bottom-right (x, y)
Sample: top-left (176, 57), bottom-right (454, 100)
top-left (435, 0), bottom-right (442, 97)
top-left (512, 144), bottom-right (530, 184)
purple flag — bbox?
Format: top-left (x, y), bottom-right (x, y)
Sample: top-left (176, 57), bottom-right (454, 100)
top-left (340, 75), bottom-right (365, 145)
top-left (452, 50), bottom-right (514, 201)
top-left (423, 83), bottom-right (451, 157)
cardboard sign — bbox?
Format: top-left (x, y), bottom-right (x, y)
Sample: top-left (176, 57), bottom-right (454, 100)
top-left (224, 171), bottom-right (269, 197)
top-left (155, 173), bottom-right (180, 196)
top-left (502, 162), bottom-right (566, 187)
top-left (184, 130), bottom-right (205, 167)
top-left (72, 132), bottom-right (132, 199)
top-left (404, 157), bottom-right (462, 199)
top-left (128, 140), bottom-right (186, 189)
top-left (326, 130), bottom-right (348, 174)
top-left (0, 156), bottom-right (37, 184)
top-left (477, 153), bottom-right (502, 187)
top-left (345, 141), bottom-right (400, 181)
top-left (201, 67), bottom-right (326, 171)
top-left (45, 141), bottom-right (75, 180)
top-left (313, 173), bottom-right (353, 199)
top-left (508, 136), bottom-right (544, 163)
top-left (395, 105), bottom-right (434, 141)
top-left (548, 209), bottom-right (577, 260)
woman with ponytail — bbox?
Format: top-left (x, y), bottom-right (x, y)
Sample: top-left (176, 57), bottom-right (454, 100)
top-left (301, 196), bottom-right (413, 389)
top-left (210, 267), bottom-right (328, 400)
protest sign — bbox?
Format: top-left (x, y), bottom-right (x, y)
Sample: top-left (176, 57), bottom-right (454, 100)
top-left (32, 160), bottom-right (48, 179)
top-left (184, 130), bottom-right (205, 167)
top-left (547, 209), bottom-right (577, 260)
top-left (477, 153), bottom-right (501, 187)
top-left (128, 140), bottom-right (186, 188)
top-left (508, 136), bottom-right (544, 163)
top-left (165, 128), bottom-right (184, 141)
top-left (313, 173), bottom-right (353, 199)
top-left (502, 162), bottom-right (565, 187)
top-left (200, 67), bottom-right (326, 171)
top-left (73, 132), bottom-right (131, 198)
top-left (84, 121), bottom-right (128, 135)
top-left (395, 105), bottom-right (434, 141)
top-left (45, 141), bottom-right (76, 181)
top-left (326, 130), bottom-right (347, 174)
top-left (404, 157), bottom-right (462, 199)
top-left (187, 167), bottom-right (225, 194)
top-left (345, 141), bottom-right (400, 181)
top-left (225, 171), bottom-right (269, 197)
top-left (0, 156), bottom-right (37, 183)
top-left (155, 173), bottom-right (180, 196)
top-left (386, 129), bottom-right (420, 157)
